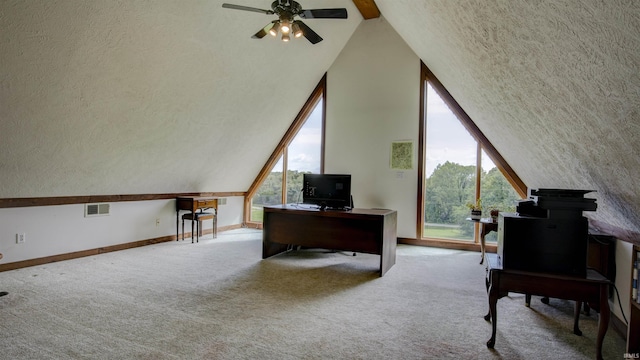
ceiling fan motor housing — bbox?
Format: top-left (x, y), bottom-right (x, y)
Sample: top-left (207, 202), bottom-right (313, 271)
top-left (272, 0), bottom-right (301, 21)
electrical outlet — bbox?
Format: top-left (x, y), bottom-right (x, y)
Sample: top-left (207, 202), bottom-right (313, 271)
top-left (16, 233), bottom-right (26, 244)
top-left (155, 218), bottom-right (160, 227)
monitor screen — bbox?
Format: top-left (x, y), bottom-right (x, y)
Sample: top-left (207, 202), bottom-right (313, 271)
top-left (302, 174), bottom-right (352, 209)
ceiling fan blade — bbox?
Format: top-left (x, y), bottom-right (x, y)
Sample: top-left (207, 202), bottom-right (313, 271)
top-left (295, 20), bottom-right (323, 44)
top-left (222, 3), bottom-right (274, 15)
top-left (299, 8), bottom-right (347, 19)
top-left (252, 21), bottom-right (277, 39)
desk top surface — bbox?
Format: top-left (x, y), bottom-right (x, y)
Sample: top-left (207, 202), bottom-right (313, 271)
top-left (177, 196), bottom-right (218, 201)
top-left (264, 204), bottom-right (396, 217)
top-left (467, 217), bottom-right (497, 224)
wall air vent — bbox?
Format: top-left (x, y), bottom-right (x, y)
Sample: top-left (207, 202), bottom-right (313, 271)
top-left (85, 203), bottom-right (110, 217)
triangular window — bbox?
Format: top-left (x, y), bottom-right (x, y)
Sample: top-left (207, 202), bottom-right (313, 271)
top-left (419, 63), bottom-right (526, 249)
top-left (245, 75), bottom-right (326, 225)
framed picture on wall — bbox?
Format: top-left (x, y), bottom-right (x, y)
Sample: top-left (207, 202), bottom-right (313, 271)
top-left (390, 141), bottom-right (413, 170)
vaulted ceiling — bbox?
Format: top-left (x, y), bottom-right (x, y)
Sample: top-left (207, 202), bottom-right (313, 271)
top-left (1, 1), bottom-right (639, 240)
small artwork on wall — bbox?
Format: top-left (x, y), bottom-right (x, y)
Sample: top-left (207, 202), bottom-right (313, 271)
top-left (390, 141), bottom-right (413, 170)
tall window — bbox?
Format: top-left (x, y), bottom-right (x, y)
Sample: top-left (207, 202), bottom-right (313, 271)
top-left (424, 82), bottom-right (478, 241)
top-left (250, 156), bottom-right (283, 222)
top-left (419, 63), bottom-right (526, 248)
top-left (286, 103), bottom-right (323, 204)
top-left (245, 76), bottom-right (326, 225)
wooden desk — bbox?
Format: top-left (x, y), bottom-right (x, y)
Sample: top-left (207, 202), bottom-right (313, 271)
top-left (263, 205), bottom-right (397, 276)
top-left (176, 197), bottom-right (218, 242)
top-left (484, 255), bottom-right (610, 360)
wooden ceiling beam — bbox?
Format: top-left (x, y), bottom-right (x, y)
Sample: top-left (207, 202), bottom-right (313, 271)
top-left (352, 0), bottom-right (380, 20)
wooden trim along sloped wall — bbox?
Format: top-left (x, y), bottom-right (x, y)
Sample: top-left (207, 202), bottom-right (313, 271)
top-left (0, 192), bottom-right (246, 209)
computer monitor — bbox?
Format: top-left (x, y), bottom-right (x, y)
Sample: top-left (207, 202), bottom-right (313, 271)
top-left (302, 174), bottom-right (352, 210)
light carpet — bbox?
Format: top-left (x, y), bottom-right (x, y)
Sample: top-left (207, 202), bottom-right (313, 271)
top-left (0, 229), bottom-right (627, 359)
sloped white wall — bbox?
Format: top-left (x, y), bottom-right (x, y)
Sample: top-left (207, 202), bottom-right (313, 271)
top-left (0, 0), bottom-right (361, 197)
top-left (326, 17), bottom-right (420, 238)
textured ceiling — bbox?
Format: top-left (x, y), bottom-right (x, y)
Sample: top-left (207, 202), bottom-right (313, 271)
top-left (0, 0), bottom-right (360, 196)
top-left (376, 0), bottom-right (640, 236)
top-left (2, 1), bottom-right (640, 237)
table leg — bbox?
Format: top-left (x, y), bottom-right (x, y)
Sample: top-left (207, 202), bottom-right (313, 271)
top-left (0, 254), bottom-right (5, 297)
top-left (541, 296), bottom-right (550, 304)
top-left (487, 271), bottom-right (499, 348)
top-left (584, 302), bottom-right (591, 316)
top-left (479, 230), bottom-right (486, 264)
top-left (484, 268), bottom-right (491, 321)
top-left (191, 216), bottom-right (195, 243)
top-left (213, 209), bottom-right (217, 238)
top-left (573, 301), bottom-right (583, 336)
top-left (176, 210), bottom-right (179, 241)
top-left (596, 285), bottom-right (610, 360)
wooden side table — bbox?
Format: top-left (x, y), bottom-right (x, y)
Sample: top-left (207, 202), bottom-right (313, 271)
top-left (484, 254), bottom-right (610, 360)
top-left (176, 197), bottom-right (218, 242)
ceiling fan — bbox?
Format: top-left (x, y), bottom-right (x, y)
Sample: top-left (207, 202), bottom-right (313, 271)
top-left (221, 1), bottom-right (348, 44)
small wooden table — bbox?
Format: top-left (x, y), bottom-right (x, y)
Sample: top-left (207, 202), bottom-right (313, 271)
top-left (467, 218), bottom-right (497, 264)
top-left (176, 197), bottom-right (218, 242)
top-left (484, 255), bottom-right (610, 360)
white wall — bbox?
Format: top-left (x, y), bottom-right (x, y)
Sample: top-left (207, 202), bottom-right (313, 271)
top-left (326, 17), bottom-right (420, 238)
top-left (614, 240), bottom-right (633, 326)
top-left (0, 196), bottom-right (244, 264)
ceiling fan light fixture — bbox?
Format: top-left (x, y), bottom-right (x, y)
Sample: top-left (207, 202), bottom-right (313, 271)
top-left (292, 22), bottom-right (303, 38)
top-left (222, 0), bottom-right (347, 45)
top-left (281, 19), bottom-right (291, 34)
top-left (269, 21), bottom-right (280, 36)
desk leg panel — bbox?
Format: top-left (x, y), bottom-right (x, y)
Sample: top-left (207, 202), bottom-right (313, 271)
top-left (263, 240), bottom-right (290, 259)
top-left (262, 212), bottom-right (290, 258)
top-left (380, 211), bottom-right (397, 276)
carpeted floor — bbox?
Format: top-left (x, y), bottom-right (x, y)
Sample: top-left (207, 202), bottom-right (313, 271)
top-left (0, 229), bottom-right (627, 359)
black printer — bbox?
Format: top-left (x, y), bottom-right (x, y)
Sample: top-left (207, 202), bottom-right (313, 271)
top-left (497, 188), bottom-right (597, 277)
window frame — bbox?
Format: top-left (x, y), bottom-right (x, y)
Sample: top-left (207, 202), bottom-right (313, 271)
top-left (243, 75), bottom-right (327, 227)
top-left (416, 62), bottom-right (527, 250)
